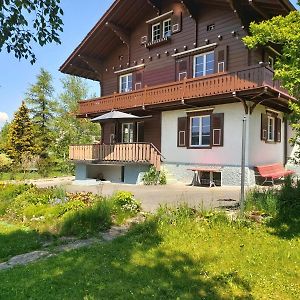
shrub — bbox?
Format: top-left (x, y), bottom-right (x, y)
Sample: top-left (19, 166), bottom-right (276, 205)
top-left (0, 153), bottom-right (12, 172)
top-left (143, 166), bottom-right (167, 185)
top-left (59, 200), bottom-right (112, 236)
top-left (112, 191), bottom-right (141, 213)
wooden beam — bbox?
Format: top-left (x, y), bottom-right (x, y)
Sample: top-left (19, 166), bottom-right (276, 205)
top-left (105, 22), bottom-right (130, 47)
top-left (70, 64), bottom-right (98, 80)
top-left (180, 0), bottom-right (198, 20)
top-left (78, 55), bottom-right (103, 81)
top-left (146, 0), bottom-right (160, 14)
top-left (232, 92), bottom-right (249, 114)
top-left (249, 0), bottom-right (269, 19)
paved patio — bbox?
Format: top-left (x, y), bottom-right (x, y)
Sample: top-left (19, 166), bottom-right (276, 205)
top-left (30, 177), bottom-right (242, 212)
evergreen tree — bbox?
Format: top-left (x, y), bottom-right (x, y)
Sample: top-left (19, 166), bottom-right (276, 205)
top-left (0, 122), bottom-right (10, 152)
top-left (26, 68), bottom-right (56, 157)
top-left (6, 101), bottom-right (36, 164)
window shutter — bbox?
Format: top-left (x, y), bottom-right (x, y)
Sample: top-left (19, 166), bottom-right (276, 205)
top-left (110, 123), bottom-right (116, 144)
top-left (275, 117), bottom-right (282, 143)
top-left (171, 13), bottom-right (182, 34)
top-left (215, 46), bottom-right (228, 73)
top-left (261, 114), bottom-right (268, 141)
top-left (177, 117), bottom-right (187, 147)
top-left (212, 113), bottom-right (224, 147)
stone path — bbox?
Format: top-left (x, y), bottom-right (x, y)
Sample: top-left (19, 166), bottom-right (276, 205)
top-left (0, 215), bottom-right (145, 272)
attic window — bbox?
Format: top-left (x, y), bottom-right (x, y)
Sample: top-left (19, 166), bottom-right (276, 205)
top-left (207, 24), bottom-right (215, 31)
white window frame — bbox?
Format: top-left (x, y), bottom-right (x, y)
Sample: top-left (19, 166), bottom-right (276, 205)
top-left (122, 123), bottom-right (134, 143)
top-left (152, 22), bottom-right (161, 42)
top-left (190, 115), bottom-right (211, 147)
top-left (267, 116), bottom-right (275, 142)
top-left (178, 71), bottom-right (187, 81)
top-left (193, 51), bottom-right (215, 78)
top-left (119, 73), bottom-right (132, 93)
top-left (218, 61), bottom-right (225, 73)
top-left (163, 19), bottom-right (172, 38)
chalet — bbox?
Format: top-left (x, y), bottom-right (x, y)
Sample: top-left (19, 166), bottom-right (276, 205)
top-left (60, 0), bottom-right (297, 186)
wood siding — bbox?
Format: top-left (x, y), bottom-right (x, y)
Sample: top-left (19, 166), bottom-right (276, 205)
top-left (100, 1), bottom-right (254, 96)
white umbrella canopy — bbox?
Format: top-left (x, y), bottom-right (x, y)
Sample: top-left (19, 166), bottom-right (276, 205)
top-left (91, 111), bottom-right (143, 122)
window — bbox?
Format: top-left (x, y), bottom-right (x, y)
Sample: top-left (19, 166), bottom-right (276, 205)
top-left (122, 123), bottom-right (134, 143)
top-left (119, 73), bottom-right (132, 93)
top-left (194, 52), bottom-right (215, 78)
top-left (137, 122), bottom-right (144, 143)
top-left (267, 116), bottom-right (275, 142)
top-left (163, 19), bottom-right (172, 38)
top-left (190, 115), bottom-right (211, 147)
top-left (152, 23), bottom-right (161, 41)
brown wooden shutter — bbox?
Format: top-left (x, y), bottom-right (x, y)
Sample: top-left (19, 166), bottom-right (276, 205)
top-left (171, 12), bottom-right (182, 34)
top-left (212, 113), bottom-right (224, 147)
top-left (261, 114), bottom-right (268, 141)
top-left (275, 117), bottom-right (282, 143)
top-left (109, 122), bottom-right (116, 144)
top-left (215, 46), bottom-right (228, 73)
top-left (177, 117), bottom-right (187, 147)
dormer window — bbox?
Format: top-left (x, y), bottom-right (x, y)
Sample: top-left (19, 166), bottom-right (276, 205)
top-left (119, 73), bottom-right (132, 93)
top-left (163, 19), bottom-right (172, 38)
top-left (152, 23), bottom-right (161, 42)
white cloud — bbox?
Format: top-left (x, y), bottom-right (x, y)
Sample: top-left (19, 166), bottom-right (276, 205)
top-left (0, 112), bottom-right (9, 123)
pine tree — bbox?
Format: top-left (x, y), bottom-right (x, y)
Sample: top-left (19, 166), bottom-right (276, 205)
top-left (26, 68), bottom-right (56, 157)
top-left (6, 101), bottom-right (36, 164)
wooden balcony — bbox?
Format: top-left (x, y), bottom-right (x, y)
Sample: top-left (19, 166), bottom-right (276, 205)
top-left (69, 143), bottom-right (162, 170)
top-left (78, 65), bottom-right (291, 116)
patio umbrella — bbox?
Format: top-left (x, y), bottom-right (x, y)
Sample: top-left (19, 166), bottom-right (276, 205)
top-left (91, 111), bottom-right (143, 123)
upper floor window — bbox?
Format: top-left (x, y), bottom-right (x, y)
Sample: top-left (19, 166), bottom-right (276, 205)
top-left (119, 73), bottom-right (132, 93)
top-left (163, 19), bottom-right (172, 38)
top-left (190, 115), bottom-right (211, 147)
top-left (194, 52), bottom-right (215, 78)
top-left (152, 23), bottom-right (161, 42)
top-left (268, 56), bottom-right (274, 69)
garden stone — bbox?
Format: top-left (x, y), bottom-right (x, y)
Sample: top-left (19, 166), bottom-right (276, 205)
top-left (101, 225), bottom-right (130, 241)
top-left (55, 238), bottom-right (100, 252)
top-left (6, 251), bottom-right (50, 269)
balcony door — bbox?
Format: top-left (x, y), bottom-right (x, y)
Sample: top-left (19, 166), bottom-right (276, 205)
top-left (122, 123), bottom-right (134, 143)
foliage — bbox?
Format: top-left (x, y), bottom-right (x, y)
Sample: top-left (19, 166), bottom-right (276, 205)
top-left (0, 185), bottom-right (140, 236)
top-left (143, 166), bottom-right (167, 185)
top-left (52, 76), bottom-right (99, 172)
top-left (59, 200), bottom-right (112, 237)
top-left (112, 191), bottom-right (141, 213)
top-left (26, 68), bottom-right (56, 157)
top-left (243, 10), bottom-right (300, 163)
top-left (0, 207), bottom-right (299, 299)
top-left (0, 153), bottom-right (12, 172)
top-left (0, 0), bottom-right (63, 64)
top-left (0, 122), bottom-right (10, 152)
top-left (6, 101), bottom-right (37, 165)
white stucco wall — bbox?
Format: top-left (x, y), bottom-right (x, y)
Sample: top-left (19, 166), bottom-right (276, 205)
top-left (161, 103), bottom-right (245, 166)
top-left (248, 105), bottom-right (285, 167)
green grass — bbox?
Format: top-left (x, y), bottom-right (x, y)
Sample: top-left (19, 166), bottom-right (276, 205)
top-left (0, 170), bottom-right (72, 181)
top-left (0, 209), bottom-right (299, 299)
top-left (0, 222), bottom-right (49, 263)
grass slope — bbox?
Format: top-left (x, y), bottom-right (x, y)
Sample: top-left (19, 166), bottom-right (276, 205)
top-left (0, 222), bottom-right (47, 262)
top-left (0, 213), bottom-right (299, 300)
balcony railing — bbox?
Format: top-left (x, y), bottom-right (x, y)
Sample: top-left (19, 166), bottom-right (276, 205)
top-left (69, 143), bottom-right (162, 170)
top-left (78, 65), bottom-right (290, 116)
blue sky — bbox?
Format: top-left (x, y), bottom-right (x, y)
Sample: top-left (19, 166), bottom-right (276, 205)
top-left (0, 0), bottom-right (299, 126)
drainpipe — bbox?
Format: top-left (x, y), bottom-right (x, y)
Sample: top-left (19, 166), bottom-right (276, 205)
top-left (240, 116), bottom-right (247, 215)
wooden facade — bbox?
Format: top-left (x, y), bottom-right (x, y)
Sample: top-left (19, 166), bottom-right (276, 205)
top-left (60, 0), bottom-right (296, 170)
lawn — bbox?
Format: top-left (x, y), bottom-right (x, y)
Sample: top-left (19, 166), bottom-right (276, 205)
top-left (0, 170), bottom-right (72, 181)
top-left (0, 222), bottom-right (47, 263)
top-left (0, 209), bottom-right (299, 300)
